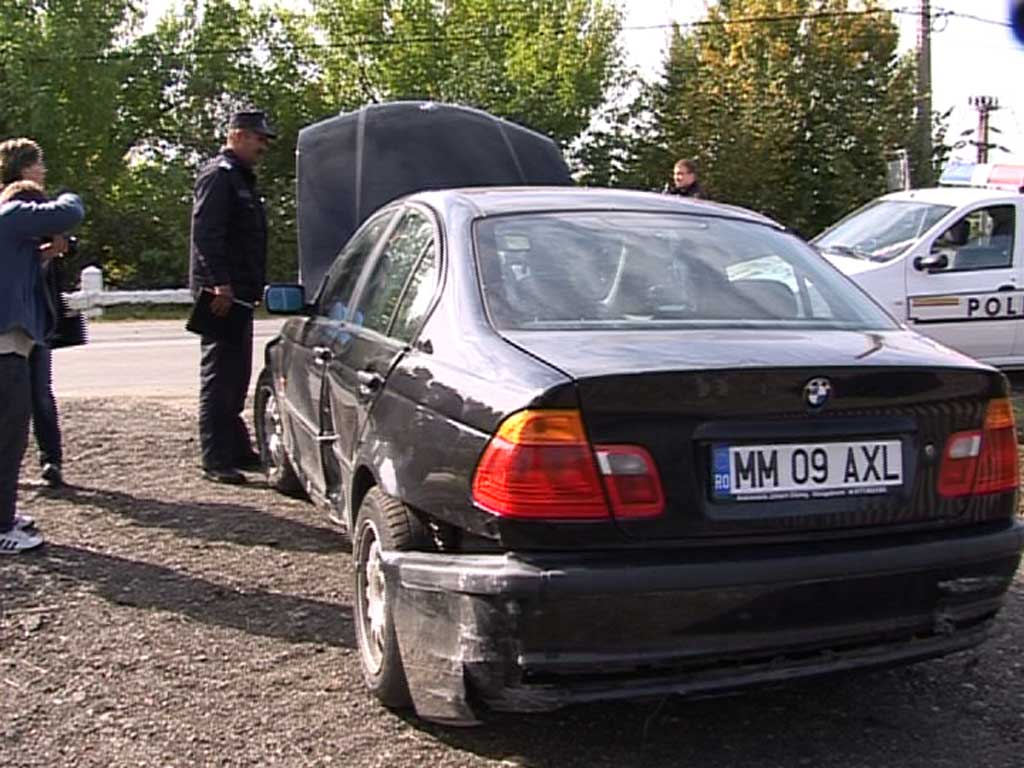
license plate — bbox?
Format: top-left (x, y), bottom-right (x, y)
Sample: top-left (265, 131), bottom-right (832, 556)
top-left (711, 440), bottom-right (903, 502)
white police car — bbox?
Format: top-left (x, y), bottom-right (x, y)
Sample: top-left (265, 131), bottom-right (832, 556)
top-left (815, 162), bottom-right (1024, 367)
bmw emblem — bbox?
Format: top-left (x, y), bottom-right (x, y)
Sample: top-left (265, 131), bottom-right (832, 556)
top-left (804, 377), bottom-right (832, 409)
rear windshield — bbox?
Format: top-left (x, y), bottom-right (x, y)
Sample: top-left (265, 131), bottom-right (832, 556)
top-left (813, 200), bottom-right (954, 262)
top-left (474, 212), bottom-right (897, 331)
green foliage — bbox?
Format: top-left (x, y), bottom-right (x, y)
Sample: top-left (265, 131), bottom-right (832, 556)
top-left (310, 0), bottom-right (622, 146)
top-left (609, 0), bottom-right (922, 236)
top-left (0, 0), bottom-right (620, 287)
top-left (0, 0), bottom-right (946, 286)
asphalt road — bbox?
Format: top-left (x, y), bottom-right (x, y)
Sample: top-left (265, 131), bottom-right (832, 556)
top-left (52, 318), bottom-right (286, 399)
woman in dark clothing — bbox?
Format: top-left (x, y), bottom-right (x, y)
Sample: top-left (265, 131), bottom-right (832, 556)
top-left (0, 142), bottom-right (67, 489)
top-left (0, 169), bottom-right (84, 553)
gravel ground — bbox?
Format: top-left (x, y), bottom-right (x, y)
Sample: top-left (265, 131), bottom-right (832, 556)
top-left (2, 398), bottom-right (1024, 767)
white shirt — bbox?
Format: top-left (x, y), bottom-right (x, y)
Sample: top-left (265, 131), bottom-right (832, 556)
top-left (0, 328), bottom-right (35, 357)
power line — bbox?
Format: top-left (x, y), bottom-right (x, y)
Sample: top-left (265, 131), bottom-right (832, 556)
top-left (17, 6), bottom-right (979, 65)
top-left (931, 6), bottom-right (1013, 29)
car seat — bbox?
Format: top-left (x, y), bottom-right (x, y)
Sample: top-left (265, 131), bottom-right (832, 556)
top-left (729, 279), bottom-right (800, 319)
top-left (599, 253), bottom-right (663, 317)
top-left (953, 246), bottom-right (1011, 270)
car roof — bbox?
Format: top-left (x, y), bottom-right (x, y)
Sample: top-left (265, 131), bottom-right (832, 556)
top-left (879, 186), bottom-right (1023, 206)
top-left (410, 186), bottom-right (783, 228)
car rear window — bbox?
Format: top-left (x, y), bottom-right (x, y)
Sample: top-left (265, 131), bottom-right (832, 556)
top-left (474, 212), bottom-right (897, 331)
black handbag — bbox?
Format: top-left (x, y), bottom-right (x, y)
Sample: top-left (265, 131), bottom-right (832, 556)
top-left (48, 292), bottom-right (88, 350)
top-left (185, 290), bottom-right (254, 340)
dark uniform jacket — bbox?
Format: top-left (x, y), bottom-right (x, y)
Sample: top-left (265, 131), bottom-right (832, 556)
top-left (189, 148), bottom-right (267, 303)
top-left (665, 181), bottom-right (704, 199)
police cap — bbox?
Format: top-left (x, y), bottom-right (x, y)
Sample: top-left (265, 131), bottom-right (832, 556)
top-left (228, 110), bottom-right (277, 139)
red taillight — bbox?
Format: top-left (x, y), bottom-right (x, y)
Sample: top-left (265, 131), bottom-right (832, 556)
top-left (938, 398), bottom-right (1019, 498)
top-left (471, 410), bottom-right (609, 519)
top-left (975, 398), bottom-right (1019, 494)
top-left (938, 431), bottom-right (981, 497)
top-left (471, 411), bottom-right (665, 521)
top-left (594, 445), bottom-right (665, 519)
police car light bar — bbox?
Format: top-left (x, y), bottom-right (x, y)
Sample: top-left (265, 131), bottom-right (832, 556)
top-left (938, 161), bottom-right (1024, 192)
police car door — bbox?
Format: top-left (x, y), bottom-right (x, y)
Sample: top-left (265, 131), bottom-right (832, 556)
top-left (904, 201), bottom-right (1020, 364)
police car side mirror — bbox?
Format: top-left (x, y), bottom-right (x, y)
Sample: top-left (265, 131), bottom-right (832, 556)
top-left (264, 284), bottom-right (308, 315)
top-left (914, 253), bottom-right (949, 273)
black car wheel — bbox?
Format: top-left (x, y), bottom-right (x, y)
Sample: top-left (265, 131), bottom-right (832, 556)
top-left (254, 368), bottom-right (303, 496)
top-left (353, 487), bottom-right (423, 709)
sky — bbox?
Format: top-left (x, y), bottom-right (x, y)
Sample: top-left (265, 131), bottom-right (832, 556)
top-left (143, 0), bottom-right (1024, 163)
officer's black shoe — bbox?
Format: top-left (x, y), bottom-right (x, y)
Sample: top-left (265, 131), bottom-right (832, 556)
top-left (41, 463), bottom-right (64, 489)
top-left (202, 467), bottom-right (247, 485)
top-left (235, 452), bottom-right (263, 471)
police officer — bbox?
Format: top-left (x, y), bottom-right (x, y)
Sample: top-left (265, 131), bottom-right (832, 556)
top-left (664, 158), bottom-right (704, 199)
top-left (190, 110), bottom-right (275, 484)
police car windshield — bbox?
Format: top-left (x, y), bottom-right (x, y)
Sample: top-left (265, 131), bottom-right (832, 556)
top-left (814, 201), bottom-right (953, 262)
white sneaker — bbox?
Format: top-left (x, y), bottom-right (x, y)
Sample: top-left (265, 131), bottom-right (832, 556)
top-left (0, 527), bottom-right (43, 554)
top-left (14, 513), bottom-right (36, 531)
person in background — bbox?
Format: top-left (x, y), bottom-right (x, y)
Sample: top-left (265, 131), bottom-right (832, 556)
top-left (0, 163), bottom-right (84, 553)
top-left (664, 158), bottom-right (704, 199)
top-left (189, 110), bottom-right (275, 485)
top-left (0, 139), bottom-right (67, 489)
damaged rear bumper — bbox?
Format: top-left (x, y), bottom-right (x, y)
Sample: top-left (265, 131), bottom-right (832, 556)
top-left (381, 523), bottom-right (1024, 723)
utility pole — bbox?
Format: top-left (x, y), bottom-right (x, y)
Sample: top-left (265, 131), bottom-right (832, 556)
top-left (969, 95), bottom-right (1000, 163)
top-left (915, 0), bottom-right (932, 183)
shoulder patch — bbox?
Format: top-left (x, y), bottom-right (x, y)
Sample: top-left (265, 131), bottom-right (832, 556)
top-left (217, 158), bottom-right (234, 171)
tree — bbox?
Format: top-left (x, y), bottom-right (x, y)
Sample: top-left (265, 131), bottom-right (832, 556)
top-left (311, 0), bottom-right (623, 147)
top-left (103, 0), bottom-right (333, 285)
top-left (1, 0), bottom-right (625, 288)
top-left (0, 0), bottom-right (150, 280)
top-left (615, 0), bottom-right (919, 236)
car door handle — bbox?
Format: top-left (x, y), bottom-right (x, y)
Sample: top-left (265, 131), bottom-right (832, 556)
top-left (997, 284), bottom-right (1016, 292)
top-left (313, 346), bottom-right (333, 365)
top-left (356, 369), bottom-right (384, 397)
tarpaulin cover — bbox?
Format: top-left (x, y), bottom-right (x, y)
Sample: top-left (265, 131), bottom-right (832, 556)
top-left (296, 101), bottom-right (572, 291)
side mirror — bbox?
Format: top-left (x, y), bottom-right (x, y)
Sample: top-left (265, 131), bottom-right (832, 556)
top-left (913, 253), bottom-right (949, 273)
top-left (264, 284), bottom-right (307, 315)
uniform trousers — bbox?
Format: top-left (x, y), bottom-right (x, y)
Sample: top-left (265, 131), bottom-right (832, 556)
top-left (198, 317), bottom-right (254, 471)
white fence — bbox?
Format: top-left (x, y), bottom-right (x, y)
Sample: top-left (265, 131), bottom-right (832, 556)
top-left (65, 266), bottom-right (192, 316)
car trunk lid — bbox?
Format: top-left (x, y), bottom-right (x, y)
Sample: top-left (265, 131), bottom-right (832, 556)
top-left (501, 328), bottom-right (1008, 541)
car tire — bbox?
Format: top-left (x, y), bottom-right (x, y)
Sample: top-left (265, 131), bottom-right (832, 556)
top-left (353, 487), bottom-right (426, 709)
top-left (254, 368), bottom-right (304, 496)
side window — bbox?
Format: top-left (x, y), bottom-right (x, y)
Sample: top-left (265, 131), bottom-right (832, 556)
top-left (933, 204), bottom-right (1015, 272)
top-left (354, 209), bottom-right (435, 335)
top-left (391, 241), bottom-right (440, 343)
top-left (318, 210), bottom-right (395, 320)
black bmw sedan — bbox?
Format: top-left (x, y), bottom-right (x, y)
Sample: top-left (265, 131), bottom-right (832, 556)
top-left (257, 186), bottom-right (1023, 725)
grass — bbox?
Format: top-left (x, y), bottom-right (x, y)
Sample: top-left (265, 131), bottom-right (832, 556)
top-left (92, 304), bottom-right (190, 322)
top-left (92, 303), bottom-right (274, 322)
